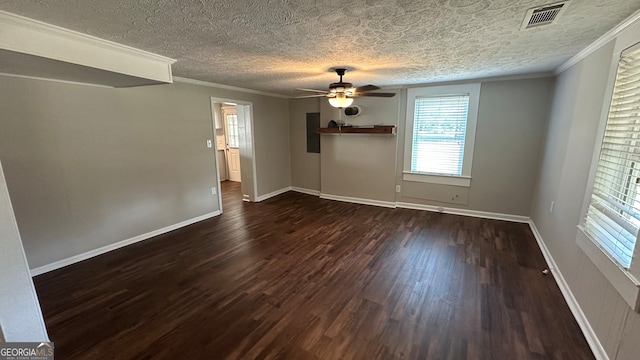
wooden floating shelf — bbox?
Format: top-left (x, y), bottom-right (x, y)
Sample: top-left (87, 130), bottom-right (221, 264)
top-left (317, 125), bottom-right (396, 135)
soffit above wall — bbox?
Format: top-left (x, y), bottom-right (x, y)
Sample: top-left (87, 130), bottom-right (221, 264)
top-left (0, 49), bottom-right (167, 87)
top-left (0, 11), bottom-right (175, 87)
top-left (0, 1), bottom-right (638, 94)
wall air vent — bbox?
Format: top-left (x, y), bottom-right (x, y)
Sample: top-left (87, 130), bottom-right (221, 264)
top-left (521, 1), bottom-right (569, 30)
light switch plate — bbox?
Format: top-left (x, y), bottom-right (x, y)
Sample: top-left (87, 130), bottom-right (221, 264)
top-left (206, 140), bottom-right (212, 148)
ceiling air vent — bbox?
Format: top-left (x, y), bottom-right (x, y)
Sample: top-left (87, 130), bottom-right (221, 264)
top-left (521, 1), bottom-right (569, 30)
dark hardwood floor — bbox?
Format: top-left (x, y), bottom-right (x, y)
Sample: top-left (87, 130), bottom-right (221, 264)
top-left (34, 181), bottom-right (594, 359)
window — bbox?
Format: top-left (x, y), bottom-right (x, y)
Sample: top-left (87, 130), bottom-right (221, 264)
top-left (226, 114), bottom-right (239, 148)
top-left (403, 83), bottom-right (481, 187)
top-left (583, 43), bottom-right (640, 268)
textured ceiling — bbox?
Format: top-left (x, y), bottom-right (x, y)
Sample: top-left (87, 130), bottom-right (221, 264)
top-left (1, 0), bottom-right (640, 96)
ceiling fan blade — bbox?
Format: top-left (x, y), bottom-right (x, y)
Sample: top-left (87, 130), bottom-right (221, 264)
top-left (297, 88), bottom-right (328, 93)
top-left (357, 92), bottom-right (396, 98)
top-left (294, 94), bottom-right (328, 99)
top-left (355, 85), bottom-right (380, 92)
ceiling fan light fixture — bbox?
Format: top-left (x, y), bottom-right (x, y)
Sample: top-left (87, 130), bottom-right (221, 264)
top-left (328, 93), bottom-right (353, 108)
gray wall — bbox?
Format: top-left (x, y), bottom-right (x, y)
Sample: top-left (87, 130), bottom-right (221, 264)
top-left (289, 97), bottom-right (321, 191)
top-left (251, 96), bottom-right (291, 195)
top-left (396, 78), bottom-right (554, 215)
top-left (530, 32), bottom-right (640, 358)
top-left (289, 78), bottom-right (553, 214)
top-left (0, 76), bottom-right (290, 269)
top-left (396, 78), bottom-right (553, 216)
top-left (320, 93), bottom-right (400, 203)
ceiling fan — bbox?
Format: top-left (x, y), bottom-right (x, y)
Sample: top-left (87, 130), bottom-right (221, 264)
top-left (297, 68), bottom-right (396, 108)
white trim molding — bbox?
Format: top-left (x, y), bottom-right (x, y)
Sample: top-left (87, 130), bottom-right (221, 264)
top-left (403, 83), bottom-right (481, 186)
top-left (291, 187), bottom-right (321, 196)
top-left (293, 189), bottom-right (530, 223)
top-left (576, 227), bottom-right (640, 311)
top-left (0, 10), bottom-right (174, 63)
top-left (30, 211), bottom-right (221, 276)
top-left (255, 187), bottom-right (292, 202)
top-left (528, 221), bottom-right (609, 360)
top-left (556, 9), bottom-right (640, 74)
top-left (402, 172), bottom-right (472, 187)
top-left (0, 10), bottom-right (175, 85)
top-left (174, 77), bottom-right (289, 99)
top-left (320, 193), bottom-right (397, 208)
top-left (396, 202), bottom-right (530, 223)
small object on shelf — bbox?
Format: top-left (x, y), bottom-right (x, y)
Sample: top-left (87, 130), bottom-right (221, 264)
top-left (316, 125), bottom-right (396, 135)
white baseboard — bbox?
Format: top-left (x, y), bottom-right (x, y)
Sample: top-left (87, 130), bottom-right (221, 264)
top-left (291, 187), bottom-right (320, 196)
top-left (528, 221), bottom-right (609, 360)
top-left (320, 193), bottom-right (396, 208)
top-left (302, 191), bottom-right (530, 223)
top-left (255, 186), bottom-right (291, 202)
top-left (30, 211), bottom-right (221, 276)
top-left (396, 202), bottom-right (530, 223)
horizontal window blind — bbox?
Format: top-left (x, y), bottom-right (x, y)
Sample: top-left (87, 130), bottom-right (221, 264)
top-left (584, 43), bottom-right (640, 268)
top-left (411, 95), bottom-right (469, 175)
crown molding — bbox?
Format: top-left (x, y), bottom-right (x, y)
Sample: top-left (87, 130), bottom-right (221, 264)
top-left (172, 76), bottom-right (290, 99)
top-left (556, 9), bottom-right (640, 74)
top-left (0, 10), bottom-right (175, 86)
top-left (401, 72), bottom-right (555, 90)
top-left (0, 10), bottom-right (175, 64)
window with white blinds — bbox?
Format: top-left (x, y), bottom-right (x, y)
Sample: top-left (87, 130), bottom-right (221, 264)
top-left (411, 95), bottom-right (469, 175)
top-left (403, 83), bottom-right (480, 186)
top-left (584, 43), bottom-right (640, 268)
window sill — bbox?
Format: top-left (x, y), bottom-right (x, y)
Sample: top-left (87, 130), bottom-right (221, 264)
top-left (402, 172), bottom-right (471, 187)
top-left (576, 226), bottom-right (640, 311)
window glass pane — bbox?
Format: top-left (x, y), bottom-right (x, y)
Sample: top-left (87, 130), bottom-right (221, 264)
top-left (227, 115), bottom-right (239, 148)
top-left (411, 95), bottom-right (469, 176)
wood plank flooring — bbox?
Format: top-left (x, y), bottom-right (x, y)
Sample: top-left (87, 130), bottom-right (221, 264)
top-left (33, 181), bottom-right (594, 359)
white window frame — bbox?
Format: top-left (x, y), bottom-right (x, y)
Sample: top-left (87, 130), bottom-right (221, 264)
top-left (578, 36), bottom-right (640, 311)
top-left (403, 83), bottom-right (481, 187)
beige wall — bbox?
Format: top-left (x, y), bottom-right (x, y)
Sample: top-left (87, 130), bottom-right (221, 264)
top-left (530, 30), bottom-right (640, 358)
top-left (290, 78), bottom-right (553, 213)
top-left (0, 76), bottom-right (290, 269)
top-left (396, 78), bottom-right (554, 215)
top-left (320, 93), bottom-right (400, 203)
top-left (289, 97), bottom-right (321, 191)
top-left (250, 95), bottom-right (291, 195)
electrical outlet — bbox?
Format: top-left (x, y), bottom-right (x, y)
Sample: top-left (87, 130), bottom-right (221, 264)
top-left (395, 185), bottom-right (401, 193)
top-left (211, 187), bottom-right (217, 195)
top-left (206, 139), bottom-right (212, 148)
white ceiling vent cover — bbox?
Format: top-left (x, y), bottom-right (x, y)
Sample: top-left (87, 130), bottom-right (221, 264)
top-left (521, 2), bottom-right (569, 30)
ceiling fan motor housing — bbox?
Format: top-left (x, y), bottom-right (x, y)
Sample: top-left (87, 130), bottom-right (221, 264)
top-left (329, 82), bottom-right (354, 95)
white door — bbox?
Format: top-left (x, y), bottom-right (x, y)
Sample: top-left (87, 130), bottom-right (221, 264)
top-left (224, 110), bottom-right (242, 182)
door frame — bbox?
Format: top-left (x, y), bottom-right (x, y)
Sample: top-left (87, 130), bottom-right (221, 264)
top-left (210, 97), bottom-right (258, 208)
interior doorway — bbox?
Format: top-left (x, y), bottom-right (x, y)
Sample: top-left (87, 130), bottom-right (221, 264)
top-left (221, 104), bottom-right (241, 182)
top-left (210, 97), bottom-right (257, 212)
